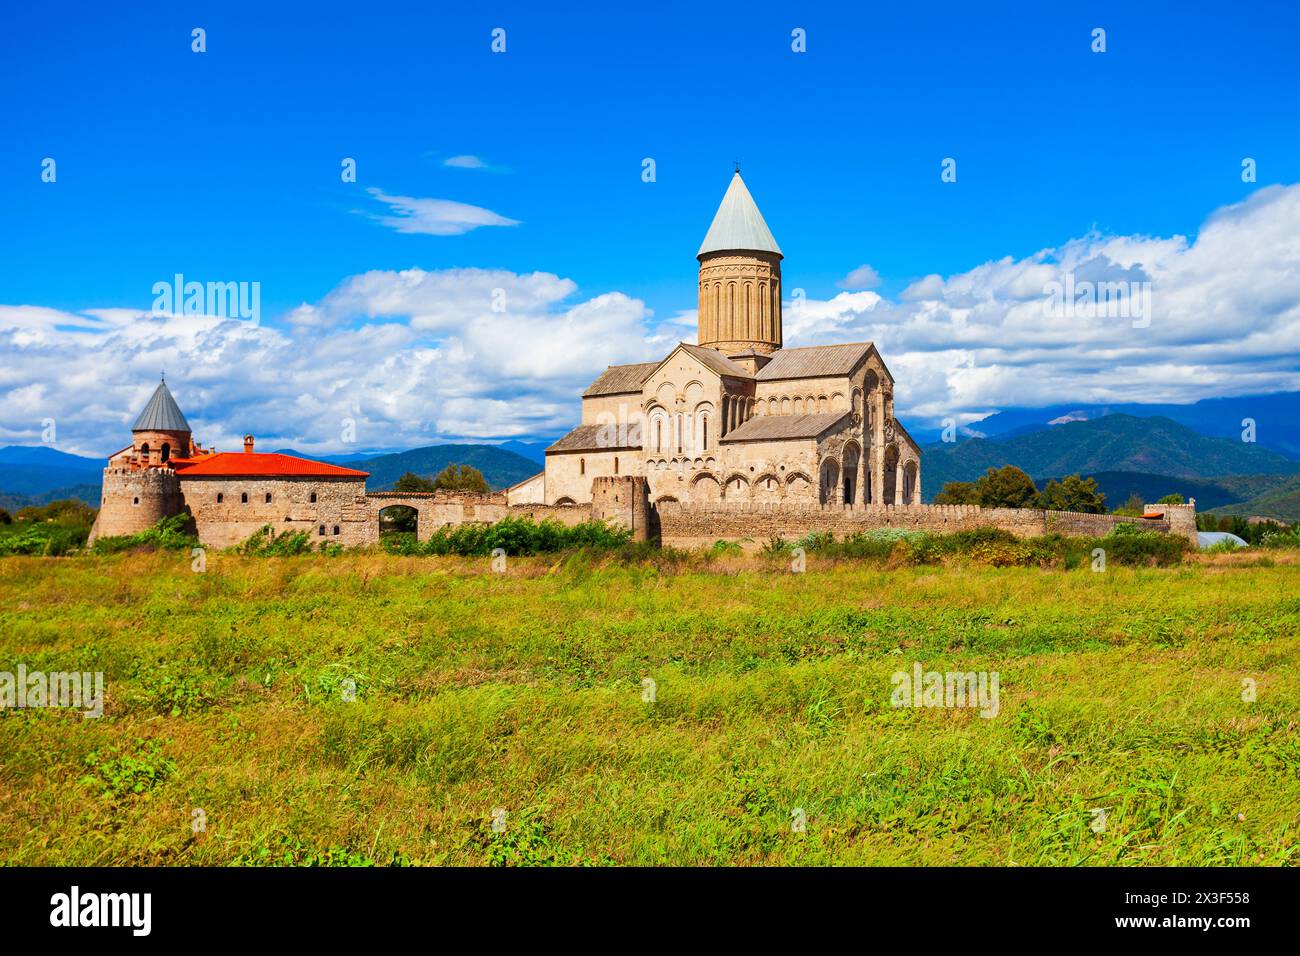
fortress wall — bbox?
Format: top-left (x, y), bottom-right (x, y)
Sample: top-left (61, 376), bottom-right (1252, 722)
top-left (183, 477), bottom-right (371, 549)
top-left (87, 467), bottom-right (185, 544)
top-left (655, 500), bottom-right (1177, 549)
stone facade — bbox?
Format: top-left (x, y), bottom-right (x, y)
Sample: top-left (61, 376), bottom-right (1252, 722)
top-left (180, 476), bottom-right (370, 549)
top-left (540, 173), bottom-right (922, 513)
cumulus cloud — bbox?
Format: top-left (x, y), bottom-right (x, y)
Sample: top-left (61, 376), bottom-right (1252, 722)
top-left (838, 264), bottom-right (882, 290)
top-left (364, 187), bottom-right (519, 236)
top-left (0, 270), bottom-right (656, 457)
top-left (786, 184), bottom-right (1300, 427)
top-left (4, 184), bottom-right (1300, 456)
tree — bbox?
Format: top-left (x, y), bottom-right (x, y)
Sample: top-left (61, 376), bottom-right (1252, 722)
top-left (0, 508), bottom-right (10, 525)
top-left (1112, 494), bottom-right (1145, 517)
top-left (1037, 474), bottom-right (1106, 514)
top-left (1157, 493), bottom-right (1185, 505)
top-left (431, 464), bottom-right (490, 493)
top-left (393, 471), bottom-right (437, 493)
top-left (933, 481), bottom-right (979, 505)
top-left (973, 466), bottom-right (1039, 509)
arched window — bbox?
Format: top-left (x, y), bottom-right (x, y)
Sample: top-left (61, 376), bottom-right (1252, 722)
top-left (332, 525), bottom-right (340, 535)
top-left (265, 493), bottom-right (272, 503)
top-left (160, 442), bottom-right (170, 462)
top-left (240, 492), bottom-right (248, 504)
top-left (310, 492), bottom-right (318, 503)
top-left (216, 493), bottom-right (224, 503)
top-left (318, 525), bottom-right (326, 536)
top-left (139, 443), bottom-right (150, 459)
top-left (132, 497), bottom-right (139, 506)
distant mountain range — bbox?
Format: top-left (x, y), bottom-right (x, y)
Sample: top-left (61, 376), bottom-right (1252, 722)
top-left (910, 391), bottom-right (1300, 459)
top-left (3, 406), bottom-right (1297, 519)
top-left (922, 415), bottom-right (1300, 519)
top-left (340, 444), bottom-right (541, 491)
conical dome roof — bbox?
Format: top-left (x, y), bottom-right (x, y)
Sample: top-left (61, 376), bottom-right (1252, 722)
top-left (131, 379), bottom-right (191, 432)
top-left (697, 172), bottom-right (782, 258)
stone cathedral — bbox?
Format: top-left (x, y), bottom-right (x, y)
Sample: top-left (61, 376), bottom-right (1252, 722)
top-left (535, 171), bottom-right (922, 509)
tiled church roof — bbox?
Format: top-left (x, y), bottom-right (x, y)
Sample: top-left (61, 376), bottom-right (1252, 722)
top-left (755, 343), bottom-right (873, 381)
top-left (720, 411), bottom-right (849, 443)
top-left (173, 452), bottom-right (369, 478)
top-left (679, 344), bottom-right (753, 379)
top-left (582, 362), bottom-right (659, 396)
top-left (546, 422), bottom-right (643, 454)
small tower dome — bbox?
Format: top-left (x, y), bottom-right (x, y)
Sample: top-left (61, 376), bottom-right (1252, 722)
top-left (130, 377), bottom-right (193, 466)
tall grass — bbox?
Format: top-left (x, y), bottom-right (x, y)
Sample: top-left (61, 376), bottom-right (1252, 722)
top-left (0, 551), bottom-right (1295, 866)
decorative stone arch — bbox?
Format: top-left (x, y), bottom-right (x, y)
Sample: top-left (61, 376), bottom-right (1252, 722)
top-left (831, 392), bottom-right (848, 412)
top-left (781, 396), bottom-right (791, 414)
top-left (902, 459), bottom-right (919, 505)
top-left (690, 472), bottom-right (721, 502)
top-left (817, 395), bottom-right (829, 413)
top-left (793, 397), bottom-right (804, 414)
top-left (883, 443), bottom-right (900, 504)
top-left (752, 472), bottom-right (782, 501)
top-left (850, 387), bottom-right (862, 419)
top-left (841, 440), bottom-right (862, 505)
top-left (555, 496), bottom-right (578, 506)
top-left (721, 472), bottom-right (750, 499)
top-left (693, 400), bottom-right (715, 453)
top-left (785, 470), bottom-right (813, 501)
top-left (647, 405), bottom-right (670, 454)
top-left (818, 458), bottom-right (841, 505)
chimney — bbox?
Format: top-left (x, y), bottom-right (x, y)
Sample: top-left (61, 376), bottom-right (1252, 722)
top-left (243, 434), bottom-right (255, 454)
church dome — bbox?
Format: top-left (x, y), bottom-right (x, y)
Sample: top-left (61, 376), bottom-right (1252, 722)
top-left (697, 172), bottom-right (783, 258)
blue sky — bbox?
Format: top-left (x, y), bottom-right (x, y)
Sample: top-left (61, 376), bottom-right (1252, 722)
top-left (3, 1), bottom-right (1300, 455)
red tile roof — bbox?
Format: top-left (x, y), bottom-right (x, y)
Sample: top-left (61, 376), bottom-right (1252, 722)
top-left (172, 452), bottom-right (369, 478)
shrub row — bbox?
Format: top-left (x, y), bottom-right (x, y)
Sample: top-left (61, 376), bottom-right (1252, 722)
top-left (761, 525), bottom-right (1188, 568)
top-left (381, 516), bottom-right (632, 557)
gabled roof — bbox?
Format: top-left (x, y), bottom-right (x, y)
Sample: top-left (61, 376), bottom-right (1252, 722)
top-left (172, 452), bottom-right (369, 478)
top-left (132, 380), bottom-right (191, 432)
top-left (678, 343), bottom-right (753, 379)
top-left (546, 422), bottom-right (643, 454)
top-left (697, 172), bottom-right (782, 258)
top-left (582, 362), bottom-right (659, 397)
top-left (720, 411), bottom-right (850, 443)
top-left (755, 343), bottom-right (874, 381)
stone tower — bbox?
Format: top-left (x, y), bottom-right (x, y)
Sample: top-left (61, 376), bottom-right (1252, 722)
top-left (86, 379), bottom-right (191, 546)
top-left (696, 172), bottom-right (783, 356)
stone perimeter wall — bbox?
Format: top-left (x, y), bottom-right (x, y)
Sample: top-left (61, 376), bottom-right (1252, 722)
top-left (655, 499), bottom-right (1199, 549)
top-left (94, 470), bottom-right (1196, 551)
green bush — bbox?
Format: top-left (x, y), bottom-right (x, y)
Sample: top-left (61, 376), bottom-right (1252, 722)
top-left (0, 522), bottom-right (89, 556)
top-left (407, 516), bottom-right (631, 557)
top-left (234, 525), bottom-right (315, 556)
top-left (91, 514), bottom-right (197, 554)
top-left (1098, 529), bottom-right (1187, 566)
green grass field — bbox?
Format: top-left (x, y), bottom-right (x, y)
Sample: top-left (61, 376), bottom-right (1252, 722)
top-left (1, 550), bottom-right (1297, 866)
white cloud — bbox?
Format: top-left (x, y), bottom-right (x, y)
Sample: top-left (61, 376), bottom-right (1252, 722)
top-left (364, 187), bottom-right (519, 236)
top-left (785, 184), bottom-right (1300, 426)
top-left (4, 184), bottom-right (1300, 457)
top-left (838, 264), bottom-right (881, 289)
top-left (443, 155), bottom-right (488, 169)
top-left (0, 270), bottom-right (655, 456)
